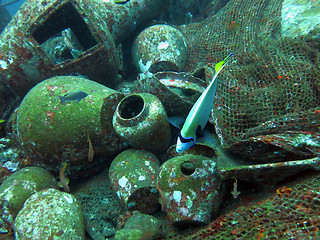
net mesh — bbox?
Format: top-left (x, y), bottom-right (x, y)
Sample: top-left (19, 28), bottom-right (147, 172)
top-left (164, 173), bottom-right (320, 239)
top-left (178, 0), bottom-right (320, 147)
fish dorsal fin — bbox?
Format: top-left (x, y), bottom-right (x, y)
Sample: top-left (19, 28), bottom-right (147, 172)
top-left (167, 116), bottom-right (185, 129)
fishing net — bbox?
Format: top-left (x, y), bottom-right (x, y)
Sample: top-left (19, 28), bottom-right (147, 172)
top-left (177, 0), bottom-right (320, 148)
top-left (164, 172), bottom-right (320, 239)
top-left (159, 1), bottom-right (320, 238)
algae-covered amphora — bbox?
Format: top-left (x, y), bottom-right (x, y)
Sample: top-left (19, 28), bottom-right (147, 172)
top-left (157, 154), bottom-right (221, 225)
top-left (113, 93), bottom-right (171, 153)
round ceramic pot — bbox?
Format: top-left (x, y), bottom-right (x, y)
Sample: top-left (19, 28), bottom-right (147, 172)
top-left (132, 24), bottom-right (188, 73)
top-left (13, 76), bottom-right (126, 177)
top-left (109, 149), bottom-right (160, 213)
top-left (157, 154), bottom-right (221, 225)
top-left (0, 0), bottom-right (168, 96)
top-left (113, 93), bottom-right (171, 153)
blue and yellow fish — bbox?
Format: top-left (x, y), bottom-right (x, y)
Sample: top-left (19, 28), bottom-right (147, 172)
top-left (175, 53), bottom-right (233, 153)
top-left (114, 0), bottom-right (130, 4)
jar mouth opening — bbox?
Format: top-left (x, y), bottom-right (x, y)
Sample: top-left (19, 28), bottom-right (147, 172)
top-left (150, 61), bottom-right (178, 73)
top-left (118, 95), bottom-right (145, 120)
top-left (180, 161), bottom-right (196, 175)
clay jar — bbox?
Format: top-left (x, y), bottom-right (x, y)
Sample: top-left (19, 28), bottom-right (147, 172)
top-left (132, 24), bottom-right (188, 73)
top-left (157, 154), bottom-right (221, 225)
top-left (113, 93), bottom-right (171, 153)
top-left (14, 76), bottom-right (126, 176)
top-left (109, 149), bottom-right (160, 214)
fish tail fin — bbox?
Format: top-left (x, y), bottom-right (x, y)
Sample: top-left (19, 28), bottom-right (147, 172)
top-left (215, 53), bottom-right (234, 73)
top-left (59, 96), bottom-right (65, 104)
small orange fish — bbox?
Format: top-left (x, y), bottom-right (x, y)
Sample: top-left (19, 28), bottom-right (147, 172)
top-left (87, 134), bottom-right (94, 162)
top-left (155, 183), bottom-right (167, 212)
top-left (59, 162), bottom-right (70, 192)
top-left (0, 230), bottom-right (13, 240)
top-left (138, 232), bottom-right (153, 240)
top-left (227, 21), bottom-right (240, 32)
top-left (231, 177), bottom-right (240, 199)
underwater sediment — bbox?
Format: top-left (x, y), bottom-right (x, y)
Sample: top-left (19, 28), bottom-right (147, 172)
top-left (0, 0), bottom-right (319, 239)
